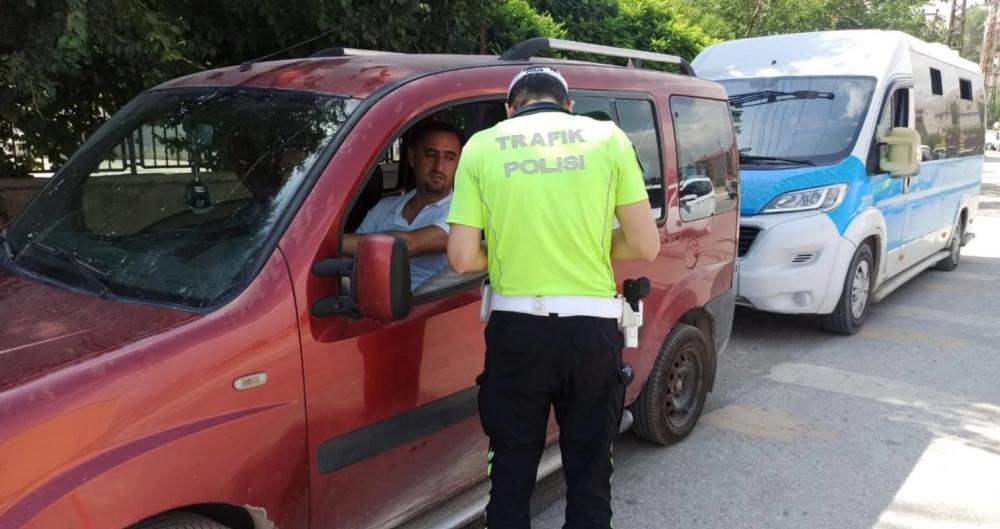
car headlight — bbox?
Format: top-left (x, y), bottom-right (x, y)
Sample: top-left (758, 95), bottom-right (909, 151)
top-left (761, 183), bottom-right (848, 214)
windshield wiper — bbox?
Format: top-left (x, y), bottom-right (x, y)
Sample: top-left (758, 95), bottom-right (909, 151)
top-left (739, 154), bottom-right (815, 167)
top-left (16, 238), bottom-right (119, 299)
top-left (729, 90), bottom-right (835, 108)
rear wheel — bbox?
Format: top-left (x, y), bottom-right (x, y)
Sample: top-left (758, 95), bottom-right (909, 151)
top-left (934, 219), bottom-right (963, 272)
top-left (631, 324), bottom-right (710, 445)
top-left (132, 512), bottom-right (230, 529)
top-left (821, 243), bottom-right (874, 335)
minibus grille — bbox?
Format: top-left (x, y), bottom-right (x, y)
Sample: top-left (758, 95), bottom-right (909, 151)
top-left (738, 226), bottom-right (760, 257)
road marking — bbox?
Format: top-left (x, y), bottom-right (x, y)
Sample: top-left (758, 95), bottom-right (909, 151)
top-left (700, 405), bottom-right (837, 442)
top-left (767, 363), bottom-right (1000, 445)
top-left (914, 281), bottom-right (997, 298)
top-left (767, 363), bottom-right (961, 407)
top-left (858, 325), bottom-right (966, 349)
top-left (871, 304), bottom-right (1000, 331)
top-left (873, 437), bottom-right (1000, 529)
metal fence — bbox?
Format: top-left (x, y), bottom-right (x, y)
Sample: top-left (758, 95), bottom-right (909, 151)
top-left (3, 121), bottom-right (193, 175)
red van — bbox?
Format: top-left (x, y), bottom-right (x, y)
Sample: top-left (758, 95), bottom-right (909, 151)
top-left (0, 39), bottom-right (738, 529)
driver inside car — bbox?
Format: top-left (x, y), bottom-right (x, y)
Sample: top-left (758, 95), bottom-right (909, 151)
top-left (342, 121), bottom-right (463, 291)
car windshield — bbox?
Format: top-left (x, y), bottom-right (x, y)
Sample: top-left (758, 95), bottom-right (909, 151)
top-left (719, 76), bottom-right (876, 166)
top-left (5, 88), bottom-right (358, 309)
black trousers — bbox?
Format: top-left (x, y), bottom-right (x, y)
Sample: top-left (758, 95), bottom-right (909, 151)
top-left (478, 310), bottom-right (626, 529)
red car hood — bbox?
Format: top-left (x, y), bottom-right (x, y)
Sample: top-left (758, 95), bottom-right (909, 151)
top-left (0, 267), bottom-right (197, 391)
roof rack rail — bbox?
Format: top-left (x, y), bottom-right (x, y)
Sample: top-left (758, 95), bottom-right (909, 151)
top-left (310, 47), bottom-right (403, 58)
top-left (499, 38), bottom-right (695, 76)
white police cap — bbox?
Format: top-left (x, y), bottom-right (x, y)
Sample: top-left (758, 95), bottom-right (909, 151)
top-left (507, 66), bottom-right (569, 98)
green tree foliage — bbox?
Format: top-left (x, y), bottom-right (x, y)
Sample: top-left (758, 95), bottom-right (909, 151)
top-left (482, 0), bottom-right (567, 54)
top-left (1, 0), bottom-right (190, 176)
top-left (529, 0), bottom-right (725, 63)
top-left (1, 0), bottom-right (958, 178)
top-left (1, 0), bottom-right (492, 177)
top-left (956, 5), bottom-right (988, 64)
top-left (691, 0), bottom-right (940, 42)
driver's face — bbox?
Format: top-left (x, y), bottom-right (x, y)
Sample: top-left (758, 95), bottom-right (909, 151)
top-left (409, 131), bottom-right (461, 195)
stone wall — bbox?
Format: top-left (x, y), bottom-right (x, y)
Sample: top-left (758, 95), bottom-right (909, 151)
top-left (0, 178), bottom-right (47, 224)
top-left (0, 172), bottom-right (249, 231)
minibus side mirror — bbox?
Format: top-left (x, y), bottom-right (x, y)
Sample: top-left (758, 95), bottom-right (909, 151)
top-left (312, 235), bottom-right (411, 321)
top-left (879, 127), bottom-right (921, 177)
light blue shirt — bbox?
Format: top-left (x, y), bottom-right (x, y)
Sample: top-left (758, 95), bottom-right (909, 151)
top-left (357, 190), bottom-right (452, 290)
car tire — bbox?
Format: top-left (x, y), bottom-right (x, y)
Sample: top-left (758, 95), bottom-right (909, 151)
top-left (821, 243), bottom-right (875, 335)
top-left (631, 323), bottom-right (709, 445)
top-left (934, 219), bottom-right (963, 272)
top-left (132, 511), bottom-right (230, 529)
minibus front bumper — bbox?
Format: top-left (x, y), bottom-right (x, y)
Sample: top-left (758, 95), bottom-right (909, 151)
top-left (736, 210), bottom-right (855, 314)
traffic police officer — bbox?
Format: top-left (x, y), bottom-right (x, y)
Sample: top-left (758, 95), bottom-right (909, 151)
top-left (447, 66), bottom-right (659, 528)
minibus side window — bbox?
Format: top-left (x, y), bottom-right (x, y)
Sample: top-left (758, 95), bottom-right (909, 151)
top-left (670, 96), bottom-right (738, 222)
top-left (871, 88), bottom-right (913, 170)
top-left (876, 97), bottom-right (894, 140)
top-left (930, 68), bottom-right (943, 96)
top-left (959, 79), bottom-right (973, 101)
top-left (893, 90), bottom-right (910, 127)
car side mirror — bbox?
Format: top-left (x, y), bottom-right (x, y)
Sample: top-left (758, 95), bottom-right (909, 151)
top-left (680, 194), bottom-right (697, 211)
top-left (312, 235), bottom-right (411, 321)
top-left (879, 127), bottom-right (920, 177)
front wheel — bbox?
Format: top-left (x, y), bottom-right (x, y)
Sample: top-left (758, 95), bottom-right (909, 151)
top-left (631, 324), bottom-right (710, 445)
top-left (821, 243), bottom-right (874, 335)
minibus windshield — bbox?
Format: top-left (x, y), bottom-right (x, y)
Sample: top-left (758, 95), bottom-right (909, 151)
top-left (6, 88), bottom-right (358, 309)
top-left (719, 76), bottom-right (876, 167)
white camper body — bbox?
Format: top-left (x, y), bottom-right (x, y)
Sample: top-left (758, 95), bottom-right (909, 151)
top-left (694, 30), bottom-right (983, 333)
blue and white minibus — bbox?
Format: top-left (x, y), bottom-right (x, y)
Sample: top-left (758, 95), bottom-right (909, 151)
top-left (693, 30), bottom-right (983, 333)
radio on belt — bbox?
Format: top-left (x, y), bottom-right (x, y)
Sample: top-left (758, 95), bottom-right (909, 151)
top-left (620, 277), bottom-right (650, 348)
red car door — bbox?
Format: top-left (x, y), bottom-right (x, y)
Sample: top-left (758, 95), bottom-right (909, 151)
top-left (279, 72), bottom-right (514, 529)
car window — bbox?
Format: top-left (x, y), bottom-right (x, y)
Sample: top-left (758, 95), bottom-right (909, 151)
top-left (573, 96), bottom-right (616, 122)
top-left (615, 99), bottom-right (664, 217)
top-left (8, 88), bottom-right (357, 309)
top-left (344, 99), bottom-right (506, 298)
top-left (670, 96), bottom-right (739, 222)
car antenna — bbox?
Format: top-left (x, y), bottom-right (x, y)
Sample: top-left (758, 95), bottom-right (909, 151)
top-left (240, 28), bottom-right (338, 72)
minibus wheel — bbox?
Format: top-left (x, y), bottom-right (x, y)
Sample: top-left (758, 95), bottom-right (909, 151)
top-left (133, 511), bottom-right (230, 529)
top-left (934, 220), bottom-right (963, 272)
top-left (631, 324), bottom-right (709, 445)
top-left (821, 243), bottom-right (874, 335)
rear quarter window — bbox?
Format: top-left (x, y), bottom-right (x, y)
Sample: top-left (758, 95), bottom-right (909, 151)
top-left (670, 96), bottom-right (738, 222)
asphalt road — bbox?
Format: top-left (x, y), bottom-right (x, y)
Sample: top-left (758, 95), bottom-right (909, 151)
top-left (526, 157), bottom-right (1000, 529)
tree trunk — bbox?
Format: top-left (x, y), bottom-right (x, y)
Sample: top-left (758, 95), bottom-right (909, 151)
top-left (744, 0), bottom-right (767, 38)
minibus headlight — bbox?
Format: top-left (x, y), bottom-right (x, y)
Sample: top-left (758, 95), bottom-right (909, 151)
top-left (761, 184), bottom-right (848, 214)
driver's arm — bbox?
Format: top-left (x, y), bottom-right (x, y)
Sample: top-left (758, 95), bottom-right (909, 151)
top-left (342, 226), bottom-right (448, 257)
